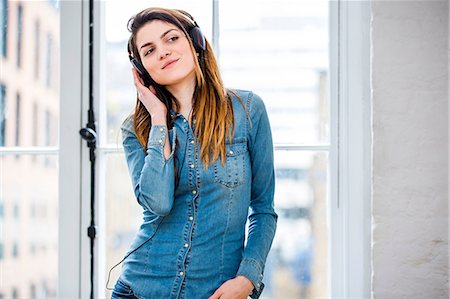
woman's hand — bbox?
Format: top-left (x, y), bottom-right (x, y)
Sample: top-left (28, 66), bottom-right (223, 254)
top-left (207, 276), bottom-right (254, 299)
top-left (132, 68), bottom-right (167, 123)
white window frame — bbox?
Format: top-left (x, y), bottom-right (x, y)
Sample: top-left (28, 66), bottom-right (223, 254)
top-left (58, 0), bottom-right (372, 298)
top-left (59, 0), bottom-right (98, 297)
top-left (329, 1), bottom-right (372, 297)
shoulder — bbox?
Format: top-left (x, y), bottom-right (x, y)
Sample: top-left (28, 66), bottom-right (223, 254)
top-left (120, 114), bottom-right (135, 135)
top-left (228, 89), bottom-right (267, 115)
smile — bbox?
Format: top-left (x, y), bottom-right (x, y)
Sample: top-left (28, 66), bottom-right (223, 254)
top-left (162, 59), bottom-right (179, 69)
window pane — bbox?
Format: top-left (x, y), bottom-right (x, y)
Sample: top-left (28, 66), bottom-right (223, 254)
top-left (269, 150), bottom-right (328, 298)
top-left (103, 0), bottom-right (212, 145)
top-left (219, 0), bottom-right (330, 145)
top-left (0, 84), bottom-right (5, 146)
top-left (0, 1), bottom-right (60, 298)
top-left (104, 153), bottom-right (142, 299)
top-left (102, 2), bottom-right (330, 299)
top-left (103, 4), bottom-right (212, 296)
top-left (0, 1), bottom-right (59, 148)
top-left (1, 154), bottom-right (58, 298)
top-left (1, 0), bottom-right (7, 58)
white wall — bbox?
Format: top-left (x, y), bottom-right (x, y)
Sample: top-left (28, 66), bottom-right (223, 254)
top-left (371, 1), bottom-right (448, 298)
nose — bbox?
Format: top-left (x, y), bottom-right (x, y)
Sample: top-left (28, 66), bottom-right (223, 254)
top-left (158, 47), bottom-right (171, 60)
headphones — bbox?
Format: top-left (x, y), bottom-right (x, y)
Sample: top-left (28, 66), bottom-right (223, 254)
top-left (176, 9), bottom-right (206, 53)
top-left (127, 10), bottom-right (206, 88)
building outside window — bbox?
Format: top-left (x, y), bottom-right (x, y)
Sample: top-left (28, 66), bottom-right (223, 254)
top-left (0, 1), bottom-right (60, 295)
top-left (14, 93), bottom-right (19, 146)
top-left (16, 3), bottom-right (22, 67)
top-left (34, 20), bottom-right (40, 79)
top-left (45, 33), bottom-right (52, 88)
top-left (1, 0), bottom-right (7, 58)
top-left (0, 84), bottom-right (5, 146)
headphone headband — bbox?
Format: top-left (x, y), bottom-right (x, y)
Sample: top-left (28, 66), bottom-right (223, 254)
top-left (174, 9), bottom-right (206, 52)
top-left (175, 9), bottom-right (199, 26)
top-left (128, 9), bottom-right (206, 58)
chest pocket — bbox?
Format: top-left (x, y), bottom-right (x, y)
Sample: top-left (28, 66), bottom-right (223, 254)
top-left (214, 140), bottom-right (248, 188)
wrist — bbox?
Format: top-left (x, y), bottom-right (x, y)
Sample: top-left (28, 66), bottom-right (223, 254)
top-left (151, 113), bottom-right (167, 125)
top-left (236, 275), bottom-right (254, 291)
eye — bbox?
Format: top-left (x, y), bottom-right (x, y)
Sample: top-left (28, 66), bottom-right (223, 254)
top-left (167, 35), bottom-right (179, 42)
top-left (144, 47), bottom-right (154, 56)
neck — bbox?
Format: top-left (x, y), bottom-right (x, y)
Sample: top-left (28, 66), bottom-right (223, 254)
top-left (166, 72), bottom-right (196, 115)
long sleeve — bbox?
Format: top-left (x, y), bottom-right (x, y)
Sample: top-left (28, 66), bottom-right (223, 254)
top-left (236, 92), bottom-right (278, 295)
top-left (121, 116), bottom-right (177, 216)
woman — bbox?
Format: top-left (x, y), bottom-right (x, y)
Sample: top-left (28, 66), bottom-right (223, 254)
top-left (110, 7), bottom-right (277, 299)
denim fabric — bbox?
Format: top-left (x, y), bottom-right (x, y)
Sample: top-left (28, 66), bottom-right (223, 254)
top-left (116, 89), bottom-right (277, 299)
top-left (111, 279), bottom-right (139, 299)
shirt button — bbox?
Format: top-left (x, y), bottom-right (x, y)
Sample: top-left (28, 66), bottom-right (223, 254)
top-left (158, 139), bottom-right (163, 144)
top-left (183, 119), bottom-right (187, 122)
top-left (189, 216), bottom-right (193, 221)
top-left (229, 150), bottom-right (234, 155)
top-left (192, 190), bottom-right (197, 195)
top-left (184, 243), bottom-right (188, 248)
top-left (179, 271), bottom-right (184, 276)
top-left (190, 164), bottom-right (195, 168)
top-left (159, 127), bottom-right (164, 132)
top-left (190, 140), bottom-right (195, 144)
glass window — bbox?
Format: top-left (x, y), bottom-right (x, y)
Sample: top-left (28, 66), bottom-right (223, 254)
top-left (34, 20), bottom-right (40, 79)
top-left (45, 33), bottom-right (52, 88)
top-left (0, 1), bottom-right (59, 296)
top-left (15, 92), bottom-right (20, 146)
top-left (0, 84), bottom-right (5, 146)
top-left (32, 102), bottom-right (38, 146)
top-left (102, 2), bottom-right (212, 297)
top-left (44, 109), bottom-right (50, 145)
top-left (101, 1), bottom-right (329, 298)
top-left (13, 202), bottom-right (19, 218)
top-left (12, 241), bottom-right (18, 257)
top-left (47, 0), bottom-right (59, 10)
top-left (30, 284), bottom-right (36, 299)
top-left (0, 0), bottom-right (7, 58)
top-left (16, 3), bottom-right (22, 68)
top-left (218, 1), bottom-right (329, 297)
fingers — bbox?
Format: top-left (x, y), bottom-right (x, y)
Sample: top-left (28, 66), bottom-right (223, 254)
top-left (132, 68), bottom-right (157, 96)
top-left (207, 288), bottom-right (222, 299)
top-left (149, 85), bottom-right (157, 95)
top-left (131, 68), bottom-right (145, 89)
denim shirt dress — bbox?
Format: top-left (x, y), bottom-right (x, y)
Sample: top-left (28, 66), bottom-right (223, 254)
top-left (116, 89), bottom-right (278, 299)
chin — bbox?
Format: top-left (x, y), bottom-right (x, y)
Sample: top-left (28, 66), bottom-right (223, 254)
top-left (158, 71), bottom-right (195, 86)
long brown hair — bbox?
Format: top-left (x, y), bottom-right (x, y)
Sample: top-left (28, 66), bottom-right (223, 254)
top-left (127, 7), bottom-right (238, 168)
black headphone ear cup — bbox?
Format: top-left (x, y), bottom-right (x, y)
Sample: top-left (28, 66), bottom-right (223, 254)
top-left (130, 58), bottom-right (146, 75)
top-left (189, 27), bottom-right (206, 52)
top-left (130, 57), bottom-right (152, 87)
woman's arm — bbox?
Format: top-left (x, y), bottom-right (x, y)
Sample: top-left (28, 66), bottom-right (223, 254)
top-left (236, 92), bottom-right (278, 295)
top-left (121, 116), bottom-right (177, 216)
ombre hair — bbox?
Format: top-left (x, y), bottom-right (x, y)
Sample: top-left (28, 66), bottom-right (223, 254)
top-left (126, 7), bottom-right (241, 168)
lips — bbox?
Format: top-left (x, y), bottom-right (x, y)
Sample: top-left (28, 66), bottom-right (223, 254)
top-left (162, 59), bottom-right (179, 69)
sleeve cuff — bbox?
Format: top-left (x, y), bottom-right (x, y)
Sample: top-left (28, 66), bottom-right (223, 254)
top-left (236, 258), bottom-right (264, 293)
top-left (147, 125), bottom-right (176, 160)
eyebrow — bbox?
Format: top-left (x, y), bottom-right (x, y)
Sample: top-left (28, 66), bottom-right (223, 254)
top-left (139, 28), bottom-right (179, 53)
